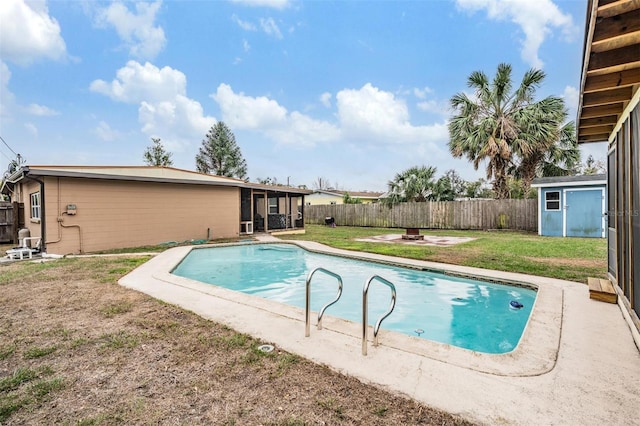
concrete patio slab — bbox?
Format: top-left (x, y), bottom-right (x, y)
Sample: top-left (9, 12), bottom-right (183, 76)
top-left (119, 238), bottom-right (640, 426)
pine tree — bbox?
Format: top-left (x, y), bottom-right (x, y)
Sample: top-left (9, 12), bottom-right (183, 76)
top-left (143, 138), bottom-right (173, 166)
top-left (195, 122), bottom-right (248, 179)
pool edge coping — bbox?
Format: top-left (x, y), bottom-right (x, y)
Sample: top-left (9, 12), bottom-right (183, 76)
top-left (121, 240), bottom-right (565, 377)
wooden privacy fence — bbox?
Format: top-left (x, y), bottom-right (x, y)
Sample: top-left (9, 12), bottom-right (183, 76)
top-left (0, 202), bottom-right (25, 243)
top-left (304, 199), bottom-right (537, 231)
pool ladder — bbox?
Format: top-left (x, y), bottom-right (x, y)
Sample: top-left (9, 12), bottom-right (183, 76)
top-left (304, 267), bottom-right (397, 356)
top-left (362, 275), bottom-right (397, 356)
top-left (305, 267), bottom-right (343, 337)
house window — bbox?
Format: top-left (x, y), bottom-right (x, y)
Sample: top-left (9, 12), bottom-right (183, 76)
top-left (545, 191), bottom-right (560, 211)
top-left (30, 192), bottom-right (41, 220)
top-left (268, 197), bottom-right (278, 214)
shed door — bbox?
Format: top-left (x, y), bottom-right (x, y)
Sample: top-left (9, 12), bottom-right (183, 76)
top-left (565, 189), bottom-right (604, 238)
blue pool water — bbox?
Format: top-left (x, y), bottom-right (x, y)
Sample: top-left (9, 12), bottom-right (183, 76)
top-left (172, 243), bottom-right (536, 354)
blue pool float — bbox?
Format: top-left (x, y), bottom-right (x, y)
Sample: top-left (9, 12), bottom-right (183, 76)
top-left (510, 300), bottom-right (524, 309)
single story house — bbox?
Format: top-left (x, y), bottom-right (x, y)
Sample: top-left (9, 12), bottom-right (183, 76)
top-left (577, 0), bottom-right (639, 332)
top-left (0, 165), bottom-right (311, 255)
top-left (304, 189), bottom-right (383, 206)
top-left (531, 174), bottom-right (606, 238)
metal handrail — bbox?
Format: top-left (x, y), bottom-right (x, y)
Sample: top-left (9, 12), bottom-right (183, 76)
top-left (362, 275), bottom-right (397, 356)
top-left (305, 267), bottom-right (343, 337)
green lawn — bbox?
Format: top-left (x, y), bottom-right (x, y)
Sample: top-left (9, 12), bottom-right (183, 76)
top-left (285, 225), bottom-right (607, 283)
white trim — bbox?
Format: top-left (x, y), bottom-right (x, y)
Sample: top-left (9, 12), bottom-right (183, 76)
top-left (562, 190), bottom-right (567, 237)
top-left (532, 180), bottom-right (606, 189)
top-left (537, 187), bottom-right (542, 236)
top-left (544, 190), bottom-right (561, 212)
top-left (30, 191), bottom-right (41, 220)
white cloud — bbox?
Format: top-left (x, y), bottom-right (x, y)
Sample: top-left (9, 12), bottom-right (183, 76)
top-left (0, 62), bottom-right (15, 118)
top-left (267, 111), bottom-right (340, 147)
top-left (94, 1), bottom-right (166, 60)
top-left (213, 83), bottom-right (287, 129)
top-left (455, 0), bottom-right (576, 68)
top-left (413, 87), bottom-right (433, 99)
top-left (93, 121), bottom-right (120, 142)
top-left (562, 85), bottom-right (579, 119)
top-left (417, 100), bottom-right (446, 115)
top-left (335, 83), bottom-right (448, 158)
top-left (320, 92), bottom-right (332, 108)
top-left (233, 15), bottom-right (284, 39)
top-left (211, 82), bottom-right (449, 155)
top-left (90, 61), bottom-right (187, 104)
top-left (230, 0), bottom-right (290, 9)
top-left (24, 122), bottom-right (38, 138)
top-left (25, 103), bottom-right (59, 116)
top-left (0, 0), bottom-right (67, 66)
top-left (232, 14), bottom-right (257, 31)
top-left (90, 61), bottom-right (215, 153)
top-left (243, 39), bottom-right (251, 52)
top-left (139, 95), bottom-right (215, 147)
top-left (337, 84), bottom-right (411, 139)
top-left (260, 17), bottom-right (283, 39)
top-left (212, 83), bottom-right (339, 147)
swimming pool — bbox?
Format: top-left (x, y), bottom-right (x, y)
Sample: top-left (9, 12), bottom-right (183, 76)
top-left (172, 243), bottom-right (536, 354)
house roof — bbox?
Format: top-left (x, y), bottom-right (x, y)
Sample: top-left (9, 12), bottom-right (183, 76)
top-left (577, 0), bottom-right (640, 144)
top-left (310, 189), bottom-right (384, 199)
top-left (531, 173), bottom-right (607, 188)
top-left (1, 165), bottom-right (312, 195)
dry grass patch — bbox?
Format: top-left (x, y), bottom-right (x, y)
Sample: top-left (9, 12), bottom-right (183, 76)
top-left (0, 256), bottom-right (473, 425)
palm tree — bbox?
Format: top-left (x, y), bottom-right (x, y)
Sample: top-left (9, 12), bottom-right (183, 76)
top-left (513, 120), bottom-right (581, 196)
top-left (382, 165), bottom-right (438, 206)
top-left (448, 63), bottom-right (573, 199)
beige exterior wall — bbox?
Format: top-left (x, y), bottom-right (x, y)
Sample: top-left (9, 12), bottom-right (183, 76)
top-left (18, 177), bottom-right (240, 255)
top-left (15, 180), bottom-right (43, 242)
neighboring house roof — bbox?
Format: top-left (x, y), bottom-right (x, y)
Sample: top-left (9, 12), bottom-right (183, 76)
top-left (577, 0), bottom-right (640, 144)
top-left (310, 189), bottom-right (384, 199)
top-left (1, 165), bottom-right (312, 195)
top-left (531, 174), bottom-right (607, 188)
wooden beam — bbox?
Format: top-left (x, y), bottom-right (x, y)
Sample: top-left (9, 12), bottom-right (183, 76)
top-left (591, 33), bottom-right (640, 53)
top-left (593, 8), bottom-right (640, 42)
top-left (582, 86), bottom-right (633, 107)
top-left (597, 0), bottom-right (640, 19)
top-left (587, 45), bottom-right (640, 74)
top-left (579, 115), bottom-right (620, 126)
top-left (578, 133), bottom-right (611, 143)
top-left (578, 124), bottom-right (616, 135)
top-left (583, 69), bottom-right (640, 92)
top-left (580, 103), bottom-right (624, 118)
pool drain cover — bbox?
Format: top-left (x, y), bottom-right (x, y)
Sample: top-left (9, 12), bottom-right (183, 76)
top-left (258, 344), bottom-right (274, 353)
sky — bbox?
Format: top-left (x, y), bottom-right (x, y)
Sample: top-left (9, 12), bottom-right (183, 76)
top-left (0, 0), bottom-right (607, 192)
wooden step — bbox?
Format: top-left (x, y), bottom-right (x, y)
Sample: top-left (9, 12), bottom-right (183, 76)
top-left (588, 277), bottom-right (618, 304)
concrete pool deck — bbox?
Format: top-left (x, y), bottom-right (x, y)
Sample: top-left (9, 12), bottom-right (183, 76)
top-left (119, 237), bottom-right (640, 426)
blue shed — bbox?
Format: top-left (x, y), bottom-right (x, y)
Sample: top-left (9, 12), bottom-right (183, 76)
top-left (531, 174), bottom-right (606, 238)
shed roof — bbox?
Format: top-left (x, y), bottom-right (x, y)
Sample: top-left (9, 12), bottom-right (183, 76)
top-left (577, 0), bottom-right (640, 144)
top-left (531, 174), bottom-right (607, 188)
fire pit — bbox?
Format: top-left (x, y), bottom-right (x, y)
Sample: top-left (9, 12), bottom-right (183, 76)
top-left (401, 228), bottom-right (424, 240)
